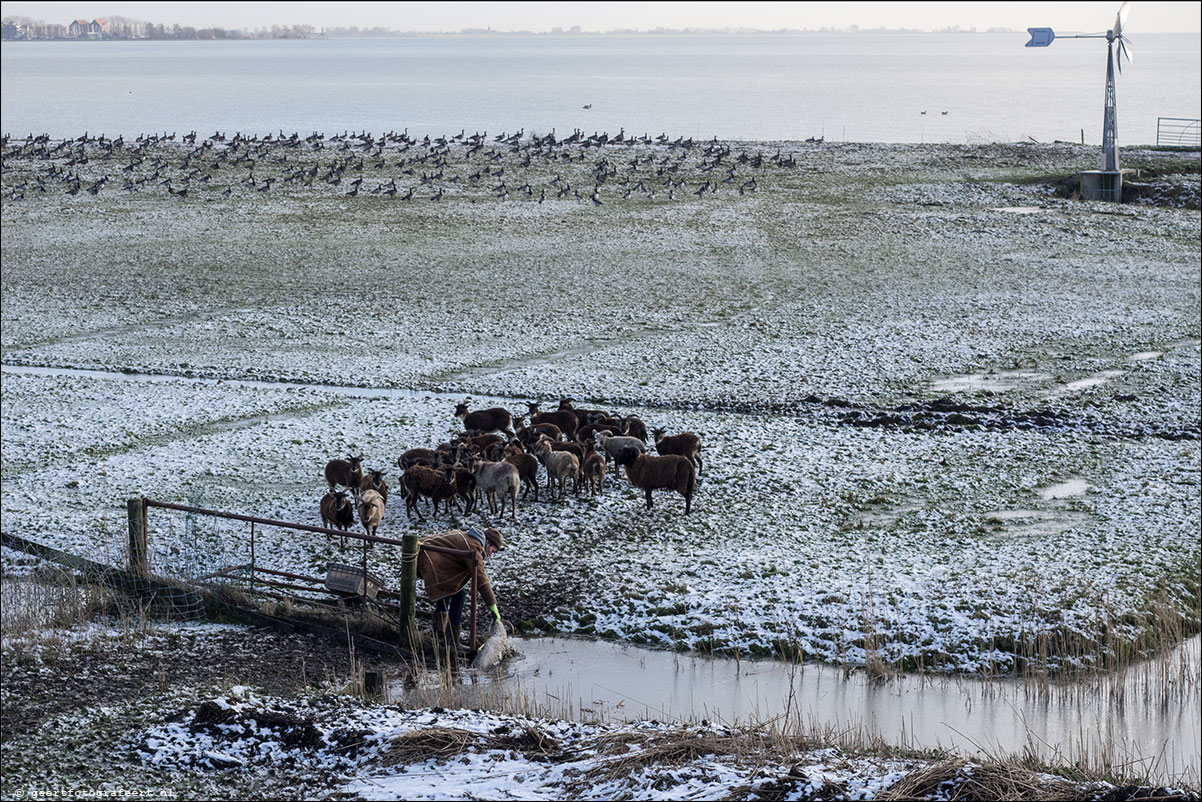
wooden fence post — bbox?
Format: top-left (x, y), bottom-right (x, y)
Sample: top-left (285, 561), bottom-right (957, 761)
top-left (397, 533), bottom-right (419, 646)
top-left (127, 497), bottom-right (148, 577)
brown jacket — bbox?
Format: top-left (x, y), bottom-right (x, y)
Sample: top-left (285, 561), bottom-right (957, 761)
top-left (416, 530), bottom-right (497, 608)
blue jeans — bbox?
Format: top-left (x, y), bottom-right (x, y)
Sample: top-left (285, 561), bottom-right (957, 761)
top-left (435, 586), bottom-right (468, 628)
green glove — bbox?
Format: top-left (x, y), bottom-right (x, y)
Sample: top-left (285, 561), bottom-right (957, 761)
top-left (489, 603), bottom-right (501, 624)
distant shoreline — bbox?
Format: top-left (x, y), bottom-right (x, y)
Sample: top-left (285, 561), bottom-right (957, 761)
top-left (3, 28), bottom-right (1049, 44)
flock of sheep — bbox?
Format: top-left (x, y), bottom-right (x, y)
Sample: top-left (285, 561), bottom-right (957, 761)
top-left (318, 398), bottom-right (703, 543)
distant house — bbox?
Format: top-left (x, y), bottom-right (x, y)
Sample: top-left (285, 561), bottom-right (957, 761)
top-left (67, 18), bottom-right (108, 38)
top-left (0, 22), bottom-right (24, 40)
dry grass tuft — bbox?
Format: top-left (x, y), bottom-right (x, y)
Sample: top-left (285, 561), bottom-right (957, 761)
top-left (876, 759), bottom-right (1083, 801)
top-left (581, 728), bottom-right (762, 783)
top-left (379, 727), bottom-right (481, 767)
top-left (378, 723), bottom-right (562, 767)
top-left (489, 724), bottom-right (562, 759)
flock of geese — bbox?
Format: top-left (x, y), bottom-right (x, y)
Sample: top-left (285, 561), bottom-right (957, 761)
top-left (1, 126), bottom-right (819, 205)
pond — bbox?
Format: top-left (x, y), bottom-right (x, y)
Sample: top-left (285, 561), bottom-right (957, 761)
top-left (392, 635), bottom-right (1202, 785)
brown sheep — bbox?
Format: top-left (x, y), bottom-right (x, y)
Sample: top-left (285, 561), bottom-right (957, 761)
top-left (400, 465), bottom-right (455, 520)
top-left (324, 455), bottom-right (364, 494)
top-left (549, 439), bottom-right (586, 465)
top-left (319, 490), bottom-right (355, 546)
top-left (397, 448), bottom-right (437, 471)
top-left (449, 465), bottom-right (477, 515)
top-left (582, 451), bottom-right (606, 496)
top-left (358, 469), bottom-right (389, 503)
top-left (358, 488), bottom-right (386, 539)
top-left (514, 416), bottom-right (563, 446)
top-left (527, 401), bottom-right (578, 440)
top-left (651, 428), bottom-right (703, 476)
top-left (504, 447), bottom-right (541, 502)
top-left (455, 402), bottom-right (517, 438)
top-left (622, 415), bottom-right (648, 442)
top-left (576, 421), bottom-right (622, 446)
top-left (616, 446), bottom-right (695, 515)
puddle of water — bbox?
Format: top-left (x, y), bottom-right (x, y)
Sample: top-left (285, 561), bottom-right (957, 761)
top-left (982, 508), bottom-right (1092, 538)
top-left (929, 371), bottom-right (1052, 393)
top-left (391, 636), bottom-right (1201, 784)
top-left (1128, 351), bottom-right (1164, 362)
top-left (1047, 370), bottom-right (1127, 397)
top-left (1039, 479), bottom-right (1090, 500)
top-left (992, 206), bottom-right (1045, 214)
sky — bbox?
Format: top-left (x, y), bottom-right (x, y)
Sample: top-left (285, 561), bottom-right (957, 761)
top-left (2, 1), bottom-right (1200, 34)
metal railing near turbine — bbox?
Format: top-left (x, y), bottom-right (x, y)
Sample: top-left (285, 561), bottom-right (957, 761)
top-left (1156, 117), bottom-right (1201, 148)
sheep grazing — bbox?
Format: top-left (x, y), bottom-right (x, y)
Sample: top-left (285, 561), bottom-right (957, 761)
top-left (595, 431), bottom-right (646, 479)
top-left (527, 401), bottom-right (578, 440)
top-left (358, 488), bottom-right (386, 538)
top-left (358, 469), bottom-right (389, 503)
top-left (324, 455), bottom-right (364, 494)
top-left (454, 402), bottom-right (517, 438)
top-left (651, 428), bottom-right (703, 476)
top-left (470, 459), bottom-right (521, 520)
top-left (400, 465), bottom-right (455, 521)
top-left (319, 490), bottom-right (355, 546)
top-left (582, 450), bottom-right (606, 496)
top-left (532, 438), bottom-right (581, 500)
top-left (616, 446), bottom-right (695, 515)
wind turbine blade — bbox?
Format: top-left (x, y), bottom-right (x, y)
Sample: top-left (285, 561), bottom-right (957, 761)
top-left (1114, 1), bottom-right (1131, 40)
top-left (1120, 38), bottom-right (1133, 65)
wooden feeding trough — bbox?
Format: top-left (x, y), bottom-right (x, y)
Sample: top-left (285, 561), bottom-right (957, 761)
top-left (324, 562), bottom-right (385, 599)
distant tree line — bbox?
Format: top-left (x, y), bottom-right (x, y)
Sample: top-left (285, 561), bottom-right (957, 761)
top-left (0, 15), bottom-right (322, 41)
top-left (0, 15), bottom-right (1021, 41)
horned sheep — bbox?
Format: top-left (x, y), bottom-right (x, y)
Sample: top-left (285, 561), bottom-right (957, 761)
top-left (455, 402), bottom-right (517, 438)
top-left (471, 459), bottom-right (521, 520)
top-left (324, 455), bottom-right (364, 494)
top-left (651, 428), bottom-right (703, 475)
top-left (616, 446), bottom-right (695, 515)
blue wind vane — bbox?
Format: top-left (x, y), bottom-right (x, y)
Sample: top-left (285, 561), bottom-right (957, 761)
top-left (1027, 2), bottom-right (1133, 176)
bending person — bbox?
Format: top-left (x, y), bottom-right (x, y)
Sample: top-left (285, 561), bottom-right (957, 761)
top-left (416, 526), bottom-right (503, 651)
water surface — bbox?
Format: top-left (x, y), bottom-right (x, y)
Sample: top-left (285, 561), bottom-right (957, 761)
top-left (3, 33), bottom-right (1198, 144)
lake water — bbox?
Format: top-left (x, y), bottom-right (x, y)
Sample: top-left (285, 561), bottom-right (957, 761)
top-left (2, 33), bottom-right (1199, 145)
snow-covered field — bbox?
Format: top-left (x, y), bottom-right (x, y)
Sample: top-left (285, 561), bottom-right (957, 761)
top-left (2, 135), bottom-right (1199, 674)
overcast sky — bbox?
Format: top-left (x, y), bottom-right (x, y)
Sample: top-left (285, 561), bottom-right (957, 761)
top-left (2, 1), bottom-right (1199, 33)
